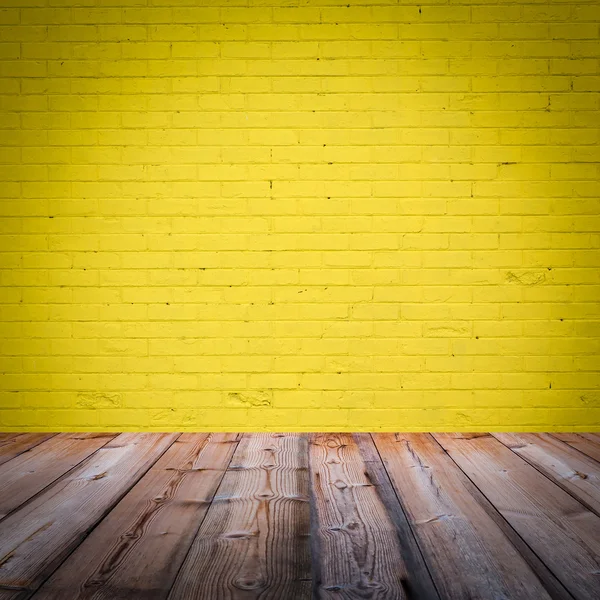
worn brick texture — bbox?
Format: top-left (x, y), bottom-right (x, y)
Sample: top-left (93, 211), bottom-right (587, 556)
top-left (0, 0), bottom-right (599, 431)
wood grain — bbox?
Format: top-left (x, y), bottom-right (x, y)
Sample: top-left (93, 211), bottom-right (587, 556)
top-left (552, 433), bottom-right (600, 463)
top-left (0, 433), bottom-right (117, 520)
top-left (1, 431), bottom-right (599, 599)
top-left (0, 589), bottom-right (23, 600)
top-left (0, 433), bottom-right (178, 599)
top-left (168, 433), bottom-right (311, 600)
top-left (0, 435), bottom-right (56, 468)
top-left (435, 433), bottom-right (600, 600)
top-left (353, 433), bottom-right (440, 600)
top-left (31, 433), bottom-right (240, 600)
top-left (494, 432), bottom-right (600, 516)
top-left (310, 433), bottom-right (413, 600)
top-left (373, 433), bottom-right (554, 600)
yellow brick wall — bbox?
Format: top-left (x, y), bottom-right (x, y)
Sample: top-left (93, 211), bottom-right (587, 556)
top-left (0, 0), bottom-right (599, 432)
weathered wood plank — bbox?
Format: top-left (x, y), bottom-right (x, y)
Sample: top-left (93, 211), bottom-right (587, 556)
top-left (0, 589), bottom-right (24, 600)
top-left (551, 434), bottom-right (600, 463)
top-left (309, 433), bottom-right (414, 600)
top-left (0, 433), bottom-right (22, 452)
top-left (494, 433), bottom-right (600, 516)
top-left (0, 435), bottom-right (56, 468)
top-left (373, 433), bottom-right (556, 600)
top-left (353, 434), bottom-right (440, 600)
top-left (168, 433), bottom-right (311, 600)
top-left (433, 433), bottom-right (489, 440)
top-left (0, 433), bottom-right (178, 599)
top-left (31, 433), bottom-right (240, 600)
top-left (435, 433), bottom-right (600, 600)
top-left (0, 433), bottom-right (117, 520)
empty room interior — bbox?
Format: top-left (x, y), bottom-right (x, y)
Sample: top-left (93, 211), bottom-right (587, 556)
top-left (0, 0), bottom-right (599, 598)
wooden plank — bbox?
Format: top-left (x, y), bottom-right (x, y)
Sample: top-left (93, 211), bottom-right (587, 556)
top-left (0, 436), bottom-right (20, 456)
top-left (31, 433), bottom-right (240, 600)
top-left (435, 433), bottom-right (600, 600)
top-left (434, 433), bottom-right (490, 439)
top-left (168, 433), bottom-right (311, 600)
top-left (0, 433), bottom-right (117, 520)
top-left (0, 433), bottom-right (178, 598)
top-left (353, 434), bottom-right (441, 600)
top-left (373, 433), bottom-right (556, 600)
top-left (0, 435), bottom-right (56, 468)
top-left (551, 433), bottom-right (600, 463)
top-left (309, 433), bottom-right (414, 600)
top-left (0, 590), bottom-right (24, 600)
top-left (494, 433), bottom-right (600, 516)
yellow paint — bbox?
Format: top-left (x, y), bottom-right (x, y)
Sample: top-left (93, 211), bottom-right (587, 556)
top-left (0, 0), bottom-right (599, 432)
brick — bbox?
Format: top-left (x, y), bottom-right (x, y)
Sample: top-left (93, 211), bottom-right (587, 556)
top-left (0, 0), bottom-right (597, 432)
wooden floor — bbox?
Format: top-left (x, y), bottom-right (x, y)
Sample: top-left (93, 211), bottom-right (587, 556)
top-left (0, 433), bottom-right (599, 599)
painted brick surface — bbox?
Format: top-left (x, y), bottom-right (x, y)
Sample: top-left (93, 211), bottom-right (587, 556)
top-left (0, 0), bottom-right (599, 431)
